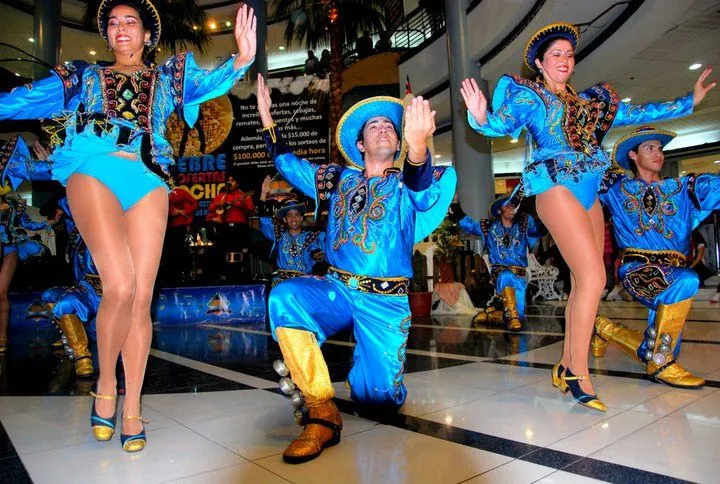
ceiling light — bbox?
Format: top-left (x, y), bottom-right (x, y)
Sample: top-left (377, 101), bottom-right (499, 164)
top-left (510, 138), bottom-right (518, 143)
top-left (621, 97), bottom-right (631, 102)
top-left (689, 63), bottom-right (702, 70)
top-left (681, 170), bottom-right (687, 174)
top-left (192, 25), bottom-right (198, 30)
top-left (714, 160), bottom-right (720, 164)
top-left (14, 72), bottom-right (20, 77)
top-left (89, 50), bottom-right (96, 56)
top-left (434, 154), bottom-right (442, 159)
top-left (226, 21), bottom-right (232, 27)
top-left (28, 38), bottom-right (34, 43)
top-left (209, 21), bottom-right (217, 30)
top-left (279, 46), bottom-right (285, 50)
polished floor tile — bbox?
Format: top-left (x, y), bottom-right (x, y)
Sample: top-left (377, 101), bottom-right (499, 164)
top-left (463, 459), bottom-right (556, 483)
top-left (589, 416), bottom-right (720, 483)
top-left (168, 462), bottom-right (291, 484)
top-left (19, 425), bottom-right (247, 484)
top-left (410, 361), bottom-right (549, 391)
top-left (175, 391), bottom-right (377, 462)
top-left (421, 390), bottom-right (617, 448)
top-left (535, 470), bottom-right (608, 484)
top-left (547, 410), bottom-right (659, 457)
top-left (254, 425), bottom-right (511, 484)
top-left (666, 389), bottom-right (720, 425)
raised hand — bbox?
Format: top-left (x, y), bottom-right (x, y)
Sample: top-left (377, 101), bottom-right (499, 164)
top-left (693, 67), bottom-right (716, 106)
top-left (460, 78), bottom-right (488, 125)
top-left (257, 74), bottom-right (274, 127)
top-left (31, 140), bottom-right (49, 161)
top-left (404, 96), bottom-right (436, 163)
top-left (260, 175), bottom-right (272, 201)
top-left (234, 4), bottom-right (257, 68)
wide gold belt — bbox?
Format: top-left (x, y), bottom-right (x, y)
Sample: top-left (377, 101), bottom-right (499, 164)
top-left (327, 266), bottom-right (409, 296)
top-left (619, 248), bottom-right (687, 268)
top-left (491, 264), bottom-right (527, 280)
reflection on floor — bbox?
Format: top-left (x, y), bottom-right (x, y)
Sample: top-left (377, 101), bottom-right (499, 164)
top-left (1, 299), bottom-right (718, 483)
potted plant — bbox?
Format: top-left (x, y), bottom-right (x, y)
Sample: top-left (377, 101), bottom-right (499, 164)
top-left (409, 250), bottom-right (432, 317)
top-left (432, 219), bottom-right (463, 284)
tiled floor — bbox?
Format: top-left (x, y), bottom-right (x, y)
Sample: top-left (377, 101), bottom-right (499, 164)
top-left (0, 299), bottom-right (718, 483)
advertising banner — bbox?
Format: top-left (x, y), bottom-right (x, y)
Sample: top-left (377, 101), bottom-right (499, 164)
top-left (9, 284), bottom-right (267, 330)
top-left (166, 73), bottom-right (329, 220)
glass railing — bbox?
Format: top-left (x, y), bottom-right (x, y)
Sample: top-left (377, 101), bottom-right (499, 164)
top-left (341, 6), bottom-right (446, 67)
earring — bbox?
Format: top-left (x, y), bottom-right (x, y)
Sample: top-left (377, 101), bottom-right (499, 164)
top-left (106, 43), bottom-right (113, 52)
top-left (145, 40), bottom-right (151, 47)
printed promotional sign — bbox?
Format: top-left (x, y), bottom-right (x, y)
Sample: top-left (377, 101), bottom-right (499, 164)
top-left (166, 73), bottom-right (329, 219)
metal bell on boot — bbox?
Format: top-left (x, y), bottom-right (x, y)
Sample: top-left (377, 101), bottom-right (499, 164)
top-left (279, 377), bottom-right (296, 395)
top-left (290, 389), bottom-right (305, 409)
top-left (273, 359), bottom-right (289, 377)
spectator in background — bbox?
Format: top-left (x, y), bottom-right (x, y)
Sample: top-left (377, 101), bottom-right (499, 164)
top-left (304, 50), bottom-right (319, 76)
top-left (160, 187), bottom-right (199, 284)
top-left (355, 31), bottom-right (374, 59)
top-left (689, 228), bottom-right (713, 286)
top-left (375, 31), bottom-right (392, 52)
top-left (319, 49), bottom-right (330, 76)
top-left (209, 175), bottom-right (255, 282)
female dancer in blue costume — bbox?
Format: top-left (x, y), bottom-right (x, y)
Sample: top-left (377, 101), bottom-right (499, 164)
top-left (460, 23), bottom-right (715, 411)
top-left (0, 0), bottom-right (256, 451)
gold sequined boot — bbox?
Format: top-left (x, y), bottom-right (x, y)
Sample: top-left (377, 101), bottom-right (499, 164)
top-left (472, 307), bottom-right (504, 326)
top-left (56, 315), bottom-right (94, 377)
top-left (276, 327), bottom-right (342, 464)
top-left (592, 315), bottom-right (644, 360)
top-left (645, 299), bottom-right (704, 389)
top-left (501, 287), bottom-right (522, 331)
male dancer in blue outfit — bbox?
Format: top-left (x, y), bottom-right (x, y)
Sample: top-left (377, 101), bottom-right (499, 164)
top-left (256, 74), bottom-right (456, 463)
top-left (41, 198), bottom-right (101, 378)
top-left (257, 175), bottom-right (325, 286)
top-left (456, 196), bottom-right (541, 330)
top-left (592, 126), bottom-right (720, 388)
top-left (1, 136), bottom-right (97, 377)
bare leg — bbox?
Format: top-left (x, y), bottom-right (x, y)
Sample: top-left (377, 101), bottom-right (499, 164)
top-left (561, 273), bottom-right (576, 367)
top-left (0, 252), bottom-right (18, 343)
top-left (121, 188), bottom-right (168, 435)
top-left (561, 202), bottom-right (604, 367)
top-left (67, 174), bottom-right (135, 419)
top-left (537, 188), bottom-right (605, 395)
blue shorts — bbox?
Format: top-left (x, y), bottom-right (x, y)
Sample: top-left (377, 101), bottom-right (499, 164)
top-left (534, 175), bottom-right (600, 211)
top-left (72, 154), bottom-right (166, 211)
top-left (49, 125), bottom-right (168, 211)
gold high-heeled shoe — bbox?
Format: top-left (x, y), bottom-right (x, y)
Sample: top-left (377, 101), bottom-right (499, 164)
top-left (121, 416), bottom-right (149, 453)
top-left (561, 369), bottom-right (607, 412)
top-left (90, 391), bottom-right (117, 441)
top-left (551, 362), bottom-right (568, 393)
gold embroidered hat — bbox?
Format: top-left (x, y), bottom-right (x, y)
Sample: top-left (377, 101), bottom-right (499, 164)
top-left (524, 22), bottom-right (580, 71)
top-left (97, 0), bottom-right (162, 51)
top-left (612, 125), bottom-right (677, 170)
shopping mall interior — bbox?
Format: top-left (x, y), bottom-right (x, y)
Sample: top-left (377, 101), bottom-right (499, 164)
top-left (0, 0), bottom-right (719, 483)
